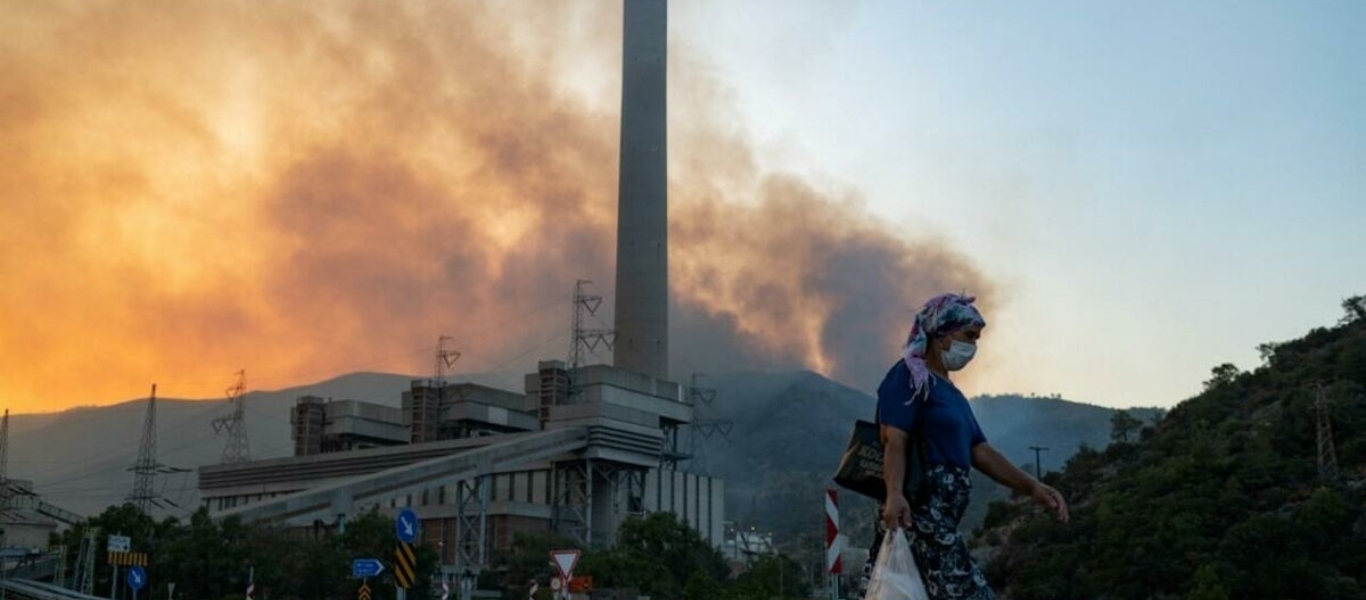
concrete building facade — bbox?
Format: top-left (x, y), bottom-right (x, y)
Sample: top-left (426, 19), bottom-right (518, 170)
top-left (200, 362), bottom-right (724, 571)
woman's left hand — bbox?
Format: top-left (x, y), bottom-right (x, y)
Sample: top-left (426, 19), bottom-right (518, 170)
top-left (1030, 482), bottom-right (1070, 524)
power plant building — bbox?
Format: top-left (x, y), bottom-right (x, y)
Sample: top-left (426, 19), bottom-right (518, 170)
top-left (199, 361), bottom-right (724, 568)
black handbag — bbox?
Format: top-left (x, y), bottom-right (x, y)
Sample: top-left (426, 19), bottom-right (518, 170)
top-left (831, 416), bottom-right (927, 501)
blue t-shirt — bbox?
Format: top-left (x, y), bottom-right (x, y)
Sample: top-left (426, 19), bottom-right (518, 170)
top-left (876, 360), bottom-right (987, 469)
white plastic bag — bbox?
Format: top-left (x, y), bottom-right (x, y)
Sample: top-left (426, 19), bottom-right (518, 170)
top-left (864, 527), bottom-right (930, 600)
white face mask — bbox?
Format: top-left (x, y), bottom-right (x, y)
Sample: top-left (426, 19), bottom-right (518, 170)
top-left (941, 340), bottom-right (977, 371)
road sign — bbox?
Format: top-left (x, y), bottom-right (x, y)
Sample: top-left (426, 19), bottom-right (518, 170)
top-left (393, 542), bottom-right (417, 588)
top-left (549, 578), bottom-right (562, 591)
top-left (108, 534), bottom-right (131, 553)
top-left (549, 549), bottom-right (580, 580)
top-left (358, 583), bottom-right (372, 600)
top-left (109, 551), bottom-right (149, 566)
top-left (127, 566), bottom-right (147, 591)
top-left (568, 576), bottom-right (593, 593)
top-left (352, 558), bottom-right (385, 579)
top-left (395, 508), bottom-right (418, 543)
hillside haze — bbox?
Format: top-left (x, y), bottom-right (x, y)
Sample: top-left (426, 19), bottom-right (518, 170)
top-left (14, 369), bottom-right (1145, 538)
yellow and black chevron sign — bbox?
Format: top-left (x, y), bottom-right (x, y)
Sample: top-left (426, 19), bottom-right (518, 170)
top-left (107, 551), bottom-right (148, 566)
top-left (357, 583), bottom-right (371, 600)
top-left (393, 542), bottom-right (416, 589)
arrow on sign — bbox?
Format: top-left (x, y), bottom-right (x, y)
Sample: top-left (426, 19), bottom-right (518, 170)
top-left (352, 558), bottom-right (385, 579)
top-left (127, 566), bottom-right (145, 590)
top-left (395, 508), bottom-right (418, 543)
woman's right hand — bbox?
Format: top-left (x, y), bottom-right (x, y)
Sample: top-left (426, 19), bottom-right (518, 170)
top-left (881, 492), bottom-right (912, 529)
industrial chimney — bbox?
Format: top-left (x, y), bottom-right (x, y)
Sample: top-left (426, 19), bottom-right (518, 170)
top-left (613, 0), bottom-right (669, 381)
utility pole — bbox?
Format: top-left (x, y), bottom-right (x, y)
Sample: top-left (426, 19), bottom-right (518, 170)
top-left (1316, 384), bottom-right (1340, 483)
top-left (1028, 446), bottom-right (1049, 480)
top-left (212, 370), bottom-right (251, 464)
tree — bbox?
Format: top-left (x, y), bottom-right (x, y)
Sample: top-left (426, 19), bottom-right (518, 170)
top-left (682, 570), bottom-right (725, 600)
top-left (581, 512), bottom-right (727, 599)
top-left (730, 554), bottom-right (809, 600)
top-left (1202, 363), bottom-right (1240, 391)
top-left (1341, 295), bottom-right (1366, 325)
top-left (1186, 565), bottom-right (1229, 600)
top-left (1109, 410), bottom-right (1143, 444)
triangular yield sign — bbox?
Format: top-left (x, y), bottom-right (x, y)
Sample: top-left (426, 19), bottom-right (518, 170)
top-left (550, 549), bottom-right (581, 579)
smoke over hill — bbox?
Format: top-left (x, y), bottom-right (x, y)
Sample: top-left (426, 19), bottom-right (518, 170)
top-left (1, 0), bottom-right (991, 413)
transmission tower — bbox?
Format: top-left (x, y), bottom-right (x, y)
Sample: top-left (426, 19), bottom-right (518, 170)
top-left (427, 335), bottom-right (461, 440)
top-left (0, 409), bottom-right (9, 511)
top-left (683, 373), bottom-right (732, 472)
top-left (436, 335), bottom-right (461, 385)
top-left (128, 384), bottom-right (160, 512)
top-left (73, 528), bottom-right (97, 594)
top-left (1316, 384), bottom-right (1340, 483)
top-left (127, 385), bottom-right (187, 513)
top-left (570, 280), bottom-right (614, 370)
top-left (212, 370), bottom-right (251, 464)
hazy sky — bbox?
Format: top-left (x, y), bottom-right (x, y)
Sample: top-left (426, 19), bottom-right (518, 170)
top-left (675, 0), bottom-right (1366, 406)
top-left (2, 1), bottom-right (1362, 412)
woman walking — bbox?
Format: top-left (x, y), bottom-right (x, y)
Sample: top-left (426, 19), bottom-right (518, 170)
top-left (862, 293), bottom-right (1069, 599)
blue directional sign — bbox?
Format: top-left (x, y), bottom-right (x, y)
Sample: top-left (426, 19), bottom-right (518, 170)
top-left (395, 508), bottom-right (418, 543)
top-left (352, 558), bottom-right (385, 579)
top-left (127, 565), bottom-right (147, 591)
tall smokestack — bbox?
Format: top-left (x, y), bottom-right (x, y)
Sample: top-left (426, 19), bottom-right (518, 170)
top-left (613, 0), bottom-right (669, 381)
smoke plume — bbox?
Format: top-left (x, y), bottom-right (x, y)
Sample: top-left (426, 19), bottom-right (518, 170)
top-left (0, 0), bottom-right (991, 412)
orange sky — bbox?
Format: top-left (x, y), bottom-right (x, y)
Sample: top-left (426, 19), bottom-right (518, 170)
top-left (1, 0), bottom-right (991, 413)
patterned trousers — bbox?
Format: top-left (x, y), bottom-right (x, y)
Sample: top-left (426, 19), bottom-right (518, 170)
top-left (860, 465), bottom-right (995, 600)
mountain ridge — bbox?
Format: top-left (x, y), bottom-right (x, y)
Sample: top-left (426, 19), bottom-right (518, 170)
top-left (13, 369), bottom-right (1148, 539)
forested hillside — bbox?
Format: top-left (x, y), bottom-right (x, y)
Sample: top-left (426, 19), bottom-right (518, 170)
top-left (978, 296), bottom-right (1366, 600)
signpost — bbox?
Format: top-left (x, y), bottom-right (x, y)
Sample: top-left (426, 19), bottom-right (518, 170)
top-left (352, 559), bottom-right (385, 579)
top-left (108, 533), bottom-right (131, 600)
top-left (127, 565), bottom-right (146, 600)
top-left (394, 509), bottom-right (419, 600)
top-left (826, 489), bottom-right (842, 600)
top-left (549, 550), bottom-right (580, 600)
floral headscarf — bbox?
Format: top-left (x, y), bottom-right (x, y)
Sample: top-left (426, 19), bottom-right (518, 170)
top-left (901, 293), bottom-right (986, 401)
